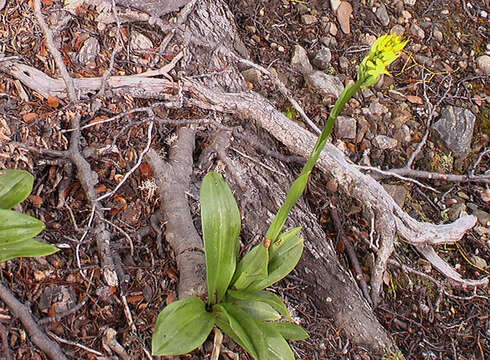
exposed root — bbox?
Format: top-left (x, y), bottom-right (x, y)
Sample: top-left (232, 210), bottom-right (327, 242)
top-left (145, 128), bottom-right (207, 299)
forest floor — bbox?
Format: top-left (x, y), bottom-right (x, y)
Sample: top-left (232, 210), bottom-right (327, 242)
top-left (0, 0), bottom-right (489, 359)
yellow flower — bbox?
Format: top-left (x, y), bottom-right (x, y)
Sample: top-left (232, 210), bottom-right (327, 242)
top-left (358, 34), bottom-right (408, 87)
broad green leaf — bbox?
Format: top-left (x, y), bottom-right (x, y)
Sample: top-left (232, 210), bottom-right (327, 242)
top-left (0, 170), bottom-right (34, 209)
top-left (152, 296), bottom-right (214, 356)
top-left (231, 243), bottom-right (268, 290)
top-left (0, 209), bottom-right (45, 244)
top-left (0, 238), bottom-right (59, 263)
top-left (231, 299), bottom-right (281, 321)
top-left (214, 303), bottom-right (266, 359)
top-left (201, 172), bottom-right (241, 304)
top-left (215, 313), bottom-right (249, 352)
top-left (255, 320), bottom-right (295, 360)
top-left (266, 322), bottom-right (309, 340)
top-left (227, 289), bottom-right (292, 321)
top-left (265, 172), bottom-right (310, 242)
top-left (249, 228), bottom-right (304, 291)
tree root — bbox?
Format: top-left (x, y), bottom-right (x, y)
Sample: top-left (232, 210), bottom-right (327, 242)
top-left (2, 59), bottom-right (486, 296)
top-left (145, 128), bottom-right (207, 299)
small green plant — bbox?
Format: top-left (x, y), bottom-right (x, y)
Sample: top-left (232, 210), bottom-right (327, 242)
top-left (152, 34), bottom-right (407, 359)
top-left (0, 169), bottom-right (59, 262)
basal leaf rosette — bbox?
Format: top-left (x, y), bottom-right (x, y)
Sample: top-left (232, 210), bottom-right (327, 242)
top-left (358, 34), bottom-right (408, 87)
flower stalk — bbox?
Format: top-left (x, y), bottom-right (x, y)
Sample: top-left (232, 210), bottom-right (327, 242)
top-left (265, 34), bottom-right (407, 242)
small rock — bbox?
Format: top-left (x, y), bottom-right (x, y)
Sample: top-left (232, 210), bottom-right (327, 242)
top-left (329, 22), bottom-right (338, 36)
top-left (296, 3), bottom-right (309, 14)
top-left (330, 0), bottom-right (341, 11)
top-left (409, 22), bottom-right (425, 39)
top-left (78, 37), bottom-right (100, 66)
top-left (431, 106), bottom-right (476, 157)
top-left (481, 188), bottom-right (490, 204)
top-left (0, 0), bottom-right (5, 11)
top-left (291, 45), bottom-right (313, 74)
top-left (306, 71), bottom-right (344, 98)
top-left (376, 4), bottom-right (390, 26)
top-left (326, 178), bottom-right (338, 192)
top-left (476, 55), bottom-right (490, 74)
top-left (339, 56), bottom-right (350, 70)
top-left (364, 34), bottom-right (377, 45)
top-left (471, 255), bottom-right (487, 269)
top-left (383, 184), bottom-right (408, 208)
top-left (404, 0), bottom-right (416, 5)
top-left (336, 1), bottom-right (353, 34)
top-left (446, 202), bottom-right (467, 221)
top-left (390, 24), bottom-right (405, 36)
top-left (411, 43), bottom-right (422, 52)
top-left (312, 46), bottom-right (332, 70)
top-left (369, 102), bottom-right (389, 116)
top-left (301, 14), bottom-right (317, 25)
top-left (415, 54), bottom-right (433, 67)
top-left (361, 88), bottom-right (375, 99)
top-left (335, 116), bottom-right (357, 139)
top-left (130, 31), bottom-right (153, 51)
top-left (245, 25), bottom-right (256, 33)
top-left (433, 29), bottom-right (443, 42)
top-left (130, 31), bottom-right (154, 65)
top-left (468, 204), bottom-right (490, 227)
top-left (48, 9), bottom-right (73, 33)
top-left (241, 68), bottom-right (263, 83)
top-left (394, 125), bottom-right (411, 144)
top-left (401, 10), bottom-right (412, 23)
top-left (356, 117), bottom-right (370, 143)
top-left (374, 135), bottom-right (398, 150)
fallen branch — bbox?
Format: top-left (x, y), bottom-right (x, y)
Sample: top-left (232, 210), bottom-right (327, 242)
top-left (0, 281), bottom-right (68, 360)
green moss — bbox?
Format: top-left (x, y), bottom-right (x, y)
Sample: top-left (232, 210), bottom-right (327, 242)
top-left (479, 106), bottom-right (490, 136)
top-left (382, 350), bottom-right (406, 360)
top-left (431, 150), bottom-right (454, 173)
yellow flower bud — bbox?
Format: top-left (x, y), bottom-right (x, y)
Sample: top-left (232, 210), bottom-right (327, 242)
top-left (357, 34), bottom-right (408, 87)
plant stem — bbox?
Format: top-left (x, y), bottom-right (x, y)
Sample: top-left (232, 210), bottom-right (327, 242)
top-left (265, 80), bottom-right (363, 242)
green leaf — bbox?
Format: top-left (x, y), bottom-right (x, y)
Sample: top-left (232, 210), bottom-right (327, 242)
top-left (152, 296), bottom-right (215, 356)
top-left (249, 228), bottom-right (304, 291)
top-left (0, 170), bottom-right (34, 209)
top-left (255, 320), bottom-right (295, 360)
top-left (215, 313), bottom-right (249, 352)
top-left (201, 172), bottom-right (241, 304)
top-left (214, 303), bottom-right (266, 359)
top-left (0, 209), bottom-right (45, 244)
top-left (231, 243), bottom-right (268, 290)
top-left (0, 238), bottom-right (59, 263)
top-left (227, 289), bottom-right (292, 321)
top-left (266, 322), bottom-right (309, 341)
top-left (231, 299), bottom-right (281, 321)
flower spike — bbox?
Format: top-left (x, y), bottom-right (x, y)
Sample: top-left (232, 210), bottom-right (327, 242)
top-left (357, 34), bottom-right (408, 87)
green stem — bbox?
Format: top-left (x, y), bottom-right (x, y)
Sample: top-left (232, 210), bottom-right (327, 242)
top-left (265, 80), bottom-right (363, 242)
